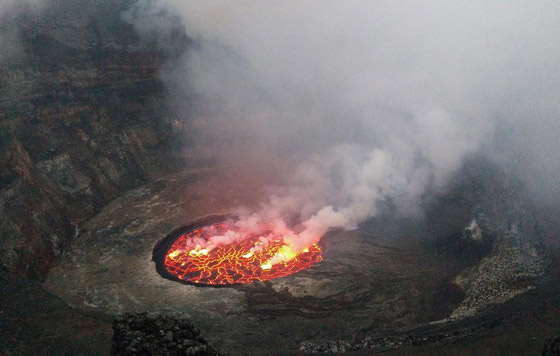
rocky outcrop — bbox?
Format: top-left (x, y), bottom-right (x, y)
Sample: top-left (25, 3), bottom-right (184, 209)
top-left (0, 0), bottom-right (190, 278)
top-left (111, 313), bottom-right (222, 356)
top-left (447, 162), bottom-right (546, 319)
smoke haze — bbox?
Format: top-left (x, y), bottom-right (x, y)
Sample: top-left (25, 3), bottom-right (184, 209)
top-left (0, 0), bottom-right (46, 63)
top-left (123, 1), bottom-right (560, 254)
top-left (0, 0), bottom-right (44, 17)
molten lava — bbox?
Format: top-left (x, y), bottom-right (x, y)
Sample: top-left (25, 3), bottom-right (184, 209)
top-left (163, 223), bottom-right (322, 285)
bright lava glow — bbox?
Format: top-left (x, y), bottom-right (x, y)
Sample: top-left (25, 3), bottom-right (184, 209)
top-left (163, 223), bottom-right (322, 285)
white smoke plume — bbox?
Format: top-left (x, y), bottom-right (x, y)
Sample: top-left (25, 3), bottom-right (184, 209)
top-left (125, 1), bottom-right (560, 257)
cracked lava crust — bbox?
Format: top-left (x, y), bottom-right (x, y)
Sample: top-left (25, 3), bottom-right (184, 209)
top-left (153, 216), bottom-right (322, 286)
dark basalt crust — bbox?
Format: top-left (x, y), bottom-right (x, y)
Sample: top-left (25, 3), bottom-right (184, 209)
top-left (152, 215), bottom-right (233, 288)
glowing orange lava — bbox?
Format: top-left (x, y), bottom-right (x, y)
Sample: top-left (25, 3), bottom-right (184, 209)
top-left (163, 223), bottom-right (322, 285)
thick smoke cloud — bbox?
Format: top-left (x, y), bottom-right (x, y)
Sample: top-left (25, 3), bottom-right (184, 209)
top-left (125, 1), bottom-right (560, 255)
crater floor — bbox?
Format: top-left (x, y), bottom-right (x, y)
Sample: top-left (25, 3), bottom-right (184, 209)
top-left (43, 165), bottom-right (549, 355)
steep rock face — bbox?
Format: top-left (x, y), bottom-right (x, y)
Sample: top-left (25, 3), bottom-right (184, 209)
top-left (420, 160), bottom-right (545, 320)
top-left (0, 0), bottom-right (189, 278)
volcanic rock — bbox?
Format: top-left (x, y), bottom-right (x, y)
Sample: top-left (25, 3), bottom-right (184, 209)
top-left (542, 336), bottom-right (560, 356)
top-left (111, 313), bottom-right (222, 356)
top-left (0, 0), bottom-right (191, 279)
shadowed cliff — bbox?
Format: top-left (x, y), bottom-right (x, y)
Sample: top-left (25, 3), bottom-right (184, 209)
top-left (0, 0), bottom-right (190, 278)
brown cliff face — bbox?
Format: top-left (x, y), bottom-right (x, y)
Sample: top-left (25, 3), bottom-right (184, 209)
top-left (0, 0), bottom-right (189, 279)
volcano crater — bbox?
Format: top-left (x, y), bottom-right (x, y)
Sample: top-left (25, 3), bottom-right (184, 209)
top-left (43, 165), bottom-right (545, 355)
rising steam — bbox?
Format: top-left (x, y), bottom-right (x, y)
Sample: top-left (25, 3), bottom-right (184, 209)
top-left (125, 1), bottom-right (560, 260)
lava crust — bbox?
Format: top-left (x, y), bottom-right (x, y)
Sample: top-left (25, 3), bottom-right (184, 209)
top-left (153, 216), bottom-right (322, 286)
